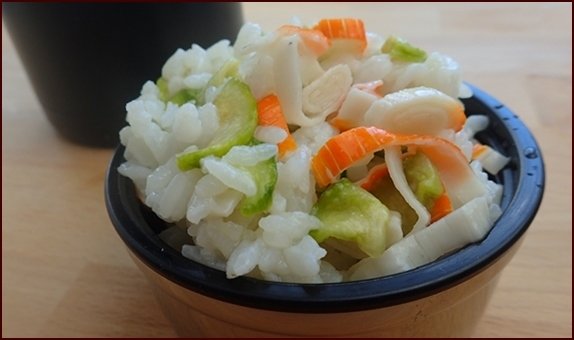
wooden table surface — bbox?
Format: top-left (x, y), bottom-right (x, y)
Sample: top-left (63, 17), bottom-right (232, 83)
top-left (2, 3), bottom-right (572, 338)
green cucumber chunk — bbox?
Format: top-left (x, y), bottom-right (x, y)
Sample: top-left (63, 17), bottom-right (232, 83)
top-left (176, 79), bottom-right (258, 170)
top-left (311, 179), bottom-right (390, 257)
top-left (239, 156), bottom-right (278, 216)
top-left (368, 152), bottom-right (444, 235)
top-left (157, 77), bottom-right (201, 105)
top-left (403, 152), bottom-right (444, 210)
top-left (381, 36), bottom-right (427, 63)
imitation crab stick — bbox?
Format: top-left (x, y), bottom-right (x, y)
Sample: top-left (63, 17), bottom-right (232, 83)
top-left (363, 86), bottom-right (467, 135)
top-left (311, 126), bottom-right (485, 208)
top-left (257, 94), bottom-right (297, 159)
top-left (278, 25), bottom-right (331, 57)
top-left (354, 80), bottom-right (384, 96)
top-left (331, 80), bottom-right (384, 131)
top-left (314, 18), bottom-right (367, 53)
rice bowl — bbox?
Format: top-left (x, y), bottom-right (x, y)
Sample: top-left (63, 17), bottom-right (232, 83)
top-left (113, 19), bottom-right (529, 285)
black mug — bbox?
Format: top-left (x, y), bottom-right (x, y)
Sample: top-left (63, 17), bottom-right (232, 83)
top-left (3, 3), bottom-right (244, 147)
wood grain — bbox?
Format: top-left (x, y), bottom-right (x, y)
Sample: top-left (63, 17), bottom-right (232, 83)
top-left (2, 3), bottom-right (571, 338)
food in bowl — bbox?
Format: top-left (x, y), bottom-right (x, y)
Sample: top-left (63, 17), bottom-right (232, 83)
top-left (117, 18), bottom-right (512, 283)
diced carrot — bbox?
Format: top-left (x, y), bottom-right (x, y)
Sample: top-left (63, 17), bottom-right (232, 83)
top-left (359, 164), bottom-right (389, 192)
top-left (359, 161), bottom-right (453, 222)
top-left (257, 94), bottom-right (297, 159)
top-left (313, 18), bottom-right (367, 53)
top-left (278, 25), bottom-right (331, 57)
top-left (429, 192), bottom-right (453, 222)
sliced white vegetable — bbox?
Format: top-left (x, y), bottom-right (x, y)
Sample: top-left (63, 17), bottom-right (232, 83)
top-left (299, 54), bottom-right (325, 86)
top-left (385, 146), bottom-right (430, 234)
top-left (364, 86), bottom-right (465, 135)
top-left (273, 35), bottom-right (307, 126)
top-left (464, 115), bottom-right (489, 135)
top-left (349, 196), bottom-right (492, 280)
top-left (274, 36), bottom-right (352, 127)
top-left (386, 211), bottom-right (404, 247)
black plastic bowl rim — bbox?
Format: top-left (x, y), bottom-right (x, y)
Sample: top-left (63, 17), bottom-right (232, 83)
top-left (105, 84), bottom-right (545, 313)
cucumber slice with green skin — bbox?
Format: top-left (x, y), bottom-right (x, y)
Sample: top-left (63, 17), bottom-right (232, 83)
top-left (239, 155), bottom-right (278, 216)
top-left (156, 77), bottom-right (170, 101)
top-left (156, 57), bottom-right (238, 106)
top-left (157, 77), bottom-right (202, 105)
top-left (197, 58), bottom-right (240, 106)
top-left (207, 59), bottom-right (239, 89)
top-left (368, 152), bottom-right (444, 235)
top-left (381, 36), bottom-right (427, 63)
top-left (177, 79), bottom-right (258, 170)
top-left (370, 174), bottom-right (418, 235)
top-left (311, 178), bottom-right (390, 257)
top-left (403, 152), bottom-right (443, 209)
top-left (169, 88), bottom-right (202, 105)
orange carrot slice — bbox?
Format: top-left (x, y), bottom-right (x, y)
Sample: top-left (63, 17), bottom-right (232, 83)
top-left (313, 18), bottom-right (367, 53)
top-left (278, 25), bottom-right (331, 57)
top-left (429, 192), bottom-right (453, 222)
top-left (358, 164), bottom-right (389, 192)
top-left (257, 94), bottom-right (297, 159)
top-left (358, 157), bottom-right (453, 223)
top-left (311, 126), bottom-right (485, 208)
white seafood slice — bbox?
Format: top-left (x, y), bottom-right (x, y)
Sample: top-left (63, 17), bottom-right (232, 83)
top-left (332, 84), bottom-right (379, 130)
top-left (274, 35), bottom-right (353, 127)
top-left (364, 86), bottom-right (466, 135)
top-left (302, 64), bottom-right (353, 120)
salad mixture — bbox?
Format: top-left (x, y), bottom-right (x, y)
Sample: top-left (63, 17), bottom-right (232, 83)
top-left (118, 18), bottom-right (509, 283)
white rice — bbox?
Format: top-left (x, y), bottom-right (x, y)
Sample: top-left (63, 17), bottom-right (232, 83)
top-left (118, 19), bottom-right (507, 283)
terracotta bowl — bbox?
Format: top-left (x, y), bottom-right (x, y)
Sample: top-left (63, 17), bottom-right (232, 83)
top-left (105, 85), bottom-right (544, 337)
